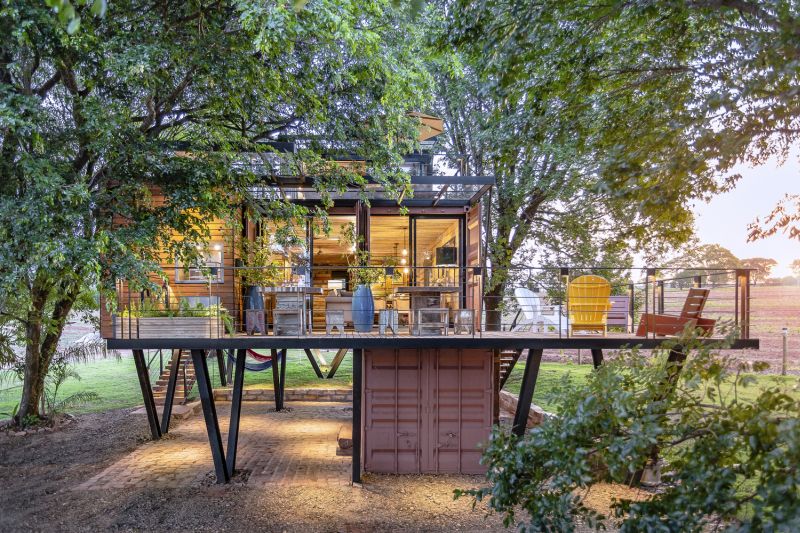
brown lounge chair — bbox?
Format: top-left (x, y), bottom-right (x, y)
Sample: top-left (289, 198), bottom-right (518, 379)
top-left (636, 288), bottom-right (716, 337)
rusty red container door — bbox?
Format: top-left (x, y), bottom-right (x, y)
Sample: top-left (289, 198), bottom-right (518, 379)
top-left (363, 348), bottom-right (494, 474)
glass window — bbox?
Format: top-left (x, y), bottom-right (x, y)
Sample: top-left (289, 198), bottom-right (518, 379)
top-left (414, 218), bottom-right (460, 288)
top-left (176, 243), bottom-right (224, 283)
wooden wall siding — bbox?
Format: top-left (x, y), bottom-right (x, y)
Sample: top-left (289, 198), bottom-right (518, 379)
top-left (101, 190), bottom-right (242, 339)
top-left (466, 205), bottom-right (482, 327)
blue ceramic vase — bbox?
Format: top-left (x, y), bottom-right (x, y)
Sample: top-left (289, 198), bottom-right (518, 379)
top-left (352, 284), bottom-right (374, 332)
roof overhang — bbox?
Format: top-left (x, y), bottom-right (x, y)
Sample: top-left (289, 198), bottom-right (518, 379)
top-left (251, 175), bottom-right (494, 208)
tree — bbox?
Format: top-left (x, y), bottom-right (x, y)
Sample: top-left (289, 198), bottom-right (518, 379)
top-left (0, 0), bottom-right (430, 421)
top-left (792, 259), bottom-right (800, 279)
top-left (443, 0), bottom-right (800, 312)
top-left (459, 334), bottom-right (800, 531)
top-left (433, 1), bottom-right (727, 328)
top-left (740, 257), bottom-right (778, 284)
top-left (671, 244), bottom-right (741, 286)
top-left (749, 194), bottom-right (800, 242)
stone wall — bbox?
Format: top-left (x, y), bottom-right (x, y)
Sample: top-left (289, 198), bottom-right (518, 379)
top-left (213, 387), bottom-right (352, 402)
top-left (498, 390), bottom-right (548, 427)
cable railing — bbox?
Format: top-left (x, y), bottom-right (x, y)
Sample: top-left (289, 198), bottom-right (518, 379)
top-left (109, 266), bottom-right (753, 341)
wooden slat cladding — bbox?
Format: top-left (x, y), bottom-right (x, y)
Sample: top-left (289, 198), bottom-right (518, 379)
top-left (101, 190), bottom-right (241, 339)
top-left (466, 205), bottom-right (482, 328)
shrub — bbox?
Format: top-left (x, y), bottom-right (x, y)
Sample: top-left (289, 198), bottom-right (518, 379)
top-left (459, 330), bottom-right (800, 531)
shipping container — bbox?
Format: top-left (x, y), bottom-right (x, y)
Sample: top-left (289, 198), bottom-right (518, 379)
top-left (363, 348), bottom-right (495, 474)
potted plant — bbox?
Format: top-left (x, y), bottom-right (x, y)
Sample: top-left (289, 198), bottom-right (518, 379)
top-left (234, 232), bottom-right (288, 334)
top-left (340, 223), bottom-right (401, 332)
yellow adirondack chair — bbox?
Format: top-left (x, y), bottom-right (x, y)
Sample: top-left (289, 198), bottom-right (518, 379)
top-left (567, 275), bottom-right (613, 336)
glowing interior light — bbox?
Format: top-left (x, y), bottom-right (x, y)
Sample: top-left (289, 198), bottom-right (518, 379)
top-left (400, 258), bottom-right (407, 265)
top-left (213, 244), bottom-right (222, 251)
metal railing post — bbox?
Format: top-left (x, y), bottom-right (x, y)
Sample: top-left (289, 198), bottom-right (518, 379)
top-left (736, 269), bottom-right (751, 339)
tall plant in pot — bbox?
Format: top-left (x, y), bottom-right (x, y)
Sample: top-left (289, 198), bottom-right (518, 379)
top-left (341, 224), bottom-right (384, 332)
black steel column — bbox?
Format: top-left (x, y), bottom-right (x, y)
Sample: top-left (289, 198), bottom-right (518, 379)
top-left (270, 348), bottom-right (281, 411)
top-left (664, 344), bottom-right (687, 390)
top-left (226, 348), bottom-right (247, 476)
top-left (226, 348), bottom-right (234, 385)
top-left (160, 349), bottom-right (182, 434)
top-left (352, 348), bottom-right (363, 483)
top-left (327, 348), bottom-right (349, 379)
top-left (303, 348), bottom-right (324, 379)
top-left (278, 348), bottom-right (288, 410)
top-left (133, 349), bottom-right (161, 440)
top-left (591, 348), bottom-right (604, 369)
top-left (216, 349), bottom-right (227, 387)
top-left (191, 349), bottom-right (230, 483)
top-left (512, 348), bottom-right (543, 437)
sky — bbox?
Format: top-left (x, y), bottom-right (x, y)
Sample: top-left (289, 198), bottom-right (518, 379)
top-left (692, 151), bottom-right (799, 277)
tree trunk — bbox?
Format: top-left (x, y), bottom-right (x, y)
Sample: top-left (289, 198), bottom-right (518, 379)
top-left (484, 283), bottom-right (506, 332)
top-left (18, 285), bottom-right (47, 420)
top-left (17, 276), bottom-right (80, 422)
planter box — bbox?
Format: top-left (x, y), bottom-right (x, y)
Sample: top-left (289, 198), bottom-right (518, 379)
top-left (117, 316), bottom-right (223, 339)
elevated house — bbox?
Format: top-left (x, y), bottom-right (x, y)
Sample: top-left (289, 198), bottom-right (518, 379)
top-left (102, 115), bottom-right (759, 484)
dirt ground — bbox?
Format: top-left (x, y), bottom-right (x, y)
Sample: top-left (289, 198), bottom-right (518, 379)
top-left (0, 408), bottom-right (609, 532)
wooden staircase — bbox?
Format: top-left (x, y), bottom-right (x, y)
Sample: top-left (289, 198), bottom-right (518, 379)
top-left (152, 350), bottom-right (196, 405)
top-left (498, 349), bottom-right (524, 390)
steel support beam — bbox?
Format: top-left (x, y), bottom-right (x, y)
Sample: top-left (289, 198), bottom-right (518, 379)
top-left (160, 349), bottom-right (182, 434)
top-left (326, 348), bottom-right (349, 379)
top-left (629, 344), bottom-right (686, 486)
top-left (226, 348), bottom-right (234, 385)
top-left (191, 349), bottom-right (230, 483)
top-left (278, 348), bottom-right (288, 410)
top-left (303, 348), bottom-right (324, 379)
top-left (133, 349), bottom-right (161, 440)
top-left (270, 348), bottom-right (281, 411)
top-left (591, 348), bottom-right (604, 369)
top-left (216, 349), bottom-right (227, 387)
top-left (226, 348), bottom-right (247, 476)
top-left (352, 348), bottom-right (363, 483)
top-left (512, 349), bottom-right (543, 437)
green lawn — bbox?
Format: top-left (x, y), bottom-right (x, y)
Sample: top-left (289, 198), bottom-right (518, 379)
top-left (1, 351), bottom-right (796, 418)
top-left (0, 349), bottom-right (350, 416)
top-left (501, 360), bottom-right (800, 413)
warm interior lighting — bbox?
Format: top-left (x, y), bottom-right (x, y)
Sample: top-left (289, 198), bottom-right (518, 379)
top-left (400, 257), bottom-right (407, 265)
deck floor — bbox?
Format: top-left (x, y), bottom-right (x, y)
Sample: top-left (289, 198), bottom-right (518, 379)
top-left (107, 328), bottom-right (759, 351)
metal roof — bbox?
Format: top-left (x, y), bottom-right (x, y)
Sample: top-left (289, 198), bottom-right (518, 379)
top-left (250, 175), bottom-right (494, 207)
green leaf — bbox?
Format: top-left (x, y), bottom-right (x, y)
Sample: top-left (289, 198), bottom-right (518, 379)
top-left (90, 0), bottom-right (107, 17)
top-left (66, 16), bottom-right (81, 34)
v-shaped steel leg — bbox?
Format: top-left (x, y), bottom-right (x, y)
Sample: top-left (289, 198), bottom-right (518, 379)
top-left (512, 348), bottom-right (543, 437)
top-left (133, 349), bottom-right (161, 440)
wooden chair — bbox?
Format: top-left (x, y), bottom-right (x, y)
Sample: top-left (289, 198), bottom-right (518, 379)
top-left (567, 275), bottom-right (613, 336)
top-left (636, 288), bottom-right (715, 337)
top-left (606, 295), bottom-right (632, 332)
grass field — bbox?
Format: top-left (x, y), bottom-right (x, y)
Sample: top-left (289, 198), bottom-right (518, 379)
top-left (3, 349), bottom-right (798, 418)
top-left (502, 359), bottom-right (800, 413)
top-left (0, 349), bottom-right (352, 417)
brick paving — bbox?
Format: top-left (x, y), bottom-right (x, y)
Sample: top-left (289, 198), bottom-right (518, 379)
top-left (77, 401), bottom-right (353, 490)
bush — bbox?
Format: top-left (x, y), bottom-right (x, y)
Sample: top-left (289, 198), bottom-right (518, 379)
top-left (459, 330), bottom-right (800, 531)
